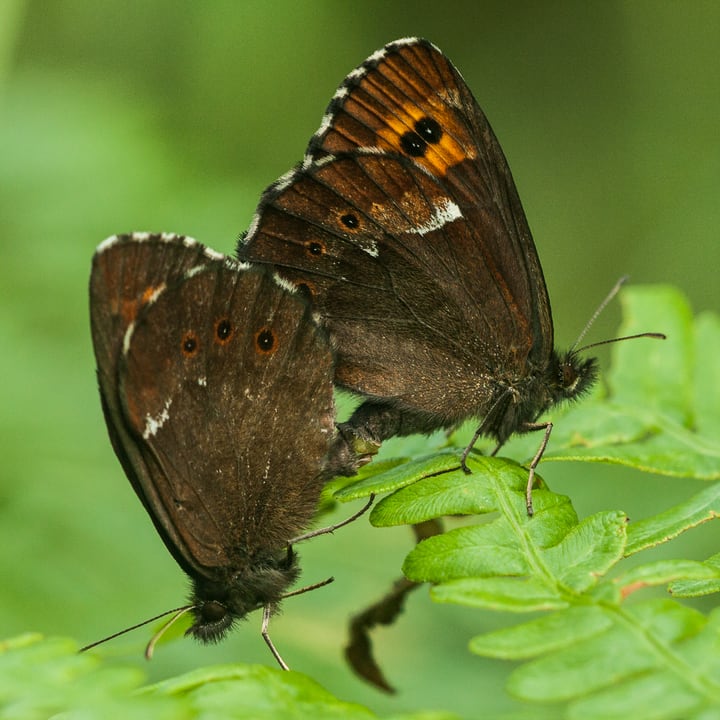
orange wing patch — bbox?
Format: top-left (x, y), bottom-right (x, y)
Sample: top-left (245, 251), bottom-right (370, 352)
top-left (318, 42), bottom-right (478, 179)
top-left (374, 102), bottom-right (475, 178)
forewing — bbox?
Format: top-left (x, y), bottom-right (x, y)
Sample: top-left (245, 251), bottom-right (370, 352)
top-left (308, 37), bottom-right (552, 355)
top-left (239, 39), bottom-right (553, 420)
top-left (89, 233), bottom-right (218, 532)
top-left (118, 262), bottom-right (335, 579)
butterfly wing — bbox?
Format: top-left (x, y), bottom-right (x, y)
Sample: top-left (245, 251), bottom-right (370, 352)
top-left (239, 38), bottom-right (554, 429)
top-left (91, 236), bottom-right (335, 581)
top-left (309, 36), bottom-right (553, 356)
top-left (90, 233), bottom-right (218, 535)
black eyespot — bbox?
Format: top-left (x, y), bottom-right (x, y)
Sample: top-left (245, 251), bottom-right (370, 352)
top-left (296, 281), bottom-right (316, 299)
top-left (306, 240), bottom-right (324, 256)
top-left (400, 130), bottom-right (427, 157)
top-left (182, 332), bottom-right (199, 356)
top-left (215, 318), bottom-right (233, 343)
top-left (341, 213), bottom-right (359, 229)
top-left (415, 117), bottom-right (442, 144)
top-left (255, 327), bottom-right (277, 355)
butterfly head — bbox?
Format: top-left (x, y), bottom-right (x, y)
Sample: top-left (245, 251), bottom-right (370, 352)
top-left (551, 350), bottom-right (599, 405)
top-left (187, 548), bottom-right (300, 643)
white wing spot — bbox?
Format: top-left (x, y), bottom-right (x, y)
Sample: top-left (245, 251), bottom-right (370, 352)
top-left (359, 240), bottom-right (378, 257)
top-left (143, 397), bottom-right (173, 439)
top-left (408, 198), bottom-right (463, 236)
top-left (185, 264), bottom-right (207, 279)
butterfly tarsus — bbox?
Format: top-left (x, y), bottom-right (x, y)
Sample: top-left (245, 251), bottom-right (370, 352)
top-left (523, 421), bottom-right (553, 517)
top-left (460, 427), bottom-right (484, 473)
top-left (262, 604), bottom-right (290, 670)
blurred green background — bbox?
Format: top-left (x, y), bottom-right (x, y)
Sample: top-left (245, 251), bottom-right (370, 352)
top-left (1, 2), bottom-right (717, 718)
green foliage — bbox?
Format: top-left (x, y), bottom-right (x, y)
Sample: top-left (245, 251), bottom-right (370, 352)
top-left (333, 286), bottom-right (720, 718)
top-left (1, 634), bottom-right (457, 720)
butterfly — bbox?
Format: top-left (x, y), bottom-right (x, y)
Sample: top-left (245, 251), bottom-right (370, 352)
top-left (237, 37), bottom-right (599, 514)
top-left (88, 232), bottom-right (352, 662)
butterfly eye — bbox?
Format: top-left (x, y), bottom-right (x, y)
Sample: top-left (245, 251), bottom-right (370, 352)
top-left (304, 240), bottom-right (326, 257)
top-left (560, 362), bottom-right (580, 392)
top-left (181, 331), bottom-right (199, 357)
top-left (215, 318), bottom-right (233, 345)
top-left (254, 327), bottom-right (277, 355)
top-left (340, 213), bottom-right (359, 230)
top-left (415, 117), bottom-right (442, 144)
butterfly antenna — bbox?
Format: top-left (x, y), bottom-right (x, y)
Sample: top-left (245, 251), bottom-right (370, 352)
top-left (145, 605), bottom-right (196, 660)
top-left (570, 275), bottom-right (629, 351)
top-left (79, 605), bottom-right (192, 654)
top-left (576, 332), bottom-right (666, 354)
top-left (570, 276), bottom-right (666, 353)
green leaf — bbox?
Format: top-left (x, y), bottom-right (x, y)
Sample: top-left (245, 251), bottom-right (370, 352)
top-left (469, 607), bottom-right (613, 659)
top-left (507, 600), bottom-right (709, 701)
top-left (328, 288), bottom-right (720, 716)
top-left (334, 452), bottom-right (460, 502)
top-left (432, 577), bottom-right (571, 613)
top-left (0, 635), bottom-right (185, 720)
top-left (610, 286), bottom-right (694, 423)
top-left (614, 559), bottom-right (719, 597)
top-left (396, 458), bottom-right (626, 598)
top-left (387, 460), bottom-right (720, 713)
top-left (670, 554), bottom-right (720, 598)
top-left (625, 482), bottom-right (720, 555)
top-left (145, 664), bottom-right (378, 720)
top-left (694, 313), bottom-right (720, 438)
top-left (0, 634), bottom-right (460, 720)
top-left (566, 671), bottom-right (707, 720)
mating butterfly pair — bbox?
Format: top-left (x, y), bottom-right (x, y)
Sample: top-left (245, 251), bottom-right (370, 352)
top-left (88, 38), bottom-right (598, 665)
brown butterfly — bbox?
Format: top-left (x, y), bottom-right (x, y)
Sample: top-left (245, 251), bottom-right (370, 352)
top-left (237, 37), bottom-right (601, 515)
top-left (88, 233), bottom-right (365, 664)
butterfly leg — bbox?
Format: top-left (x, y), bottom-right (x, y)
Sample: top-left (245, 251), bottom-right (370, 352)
top-left (522, 421), bottom-right (553, 517)
top-left (261, 604), bottom-right (289, 670)
top-left (460, 424), bottom-right (486, 473)
top-left (290, 494), bottom-right (375, 543)
top-left (460, 412), bottom-right (499, 473)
